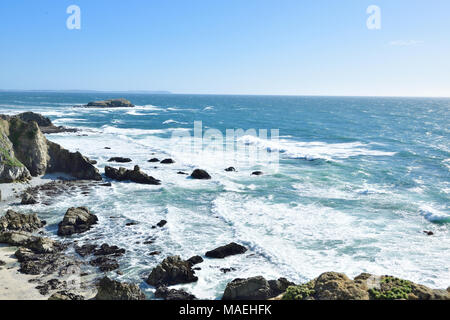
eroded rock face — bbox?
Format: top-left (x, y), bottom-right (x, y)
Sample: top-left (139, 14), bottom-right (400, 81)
top-left (146, 256), bottom-right (198, 287)
top-left (105, 165), bottom-right (161, 185)
top-left (83, 99), bottom-right (135, 109)
top-left (14, 112), bottom-right (77, 134)
top-left (95, 277), bottom-right (146, 300)
top-left (0, 210), bottom-right (45, 232)
top-left (205, 242), bottom-right (247, 259)
top-left (313, 272), bottom-right (369, 300)
top-left (190, 169), bottom-right (211, 180)
top-left (57, 207), bottom-right (98, 236)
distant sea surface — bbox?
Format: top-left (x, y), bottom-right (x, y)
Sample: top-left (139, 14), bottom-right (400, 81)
top-left (0, 92), bottom-right (449, 298)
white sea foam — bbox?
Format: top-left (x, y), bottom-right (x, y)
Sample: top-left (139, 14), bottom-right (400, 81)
top-left (419, 205), bottom-right (450, 224)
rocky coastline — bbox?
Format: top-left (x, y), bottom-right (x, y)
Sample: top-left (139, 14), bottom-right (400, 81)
top-left (0, 110), bottom-right (449, 300)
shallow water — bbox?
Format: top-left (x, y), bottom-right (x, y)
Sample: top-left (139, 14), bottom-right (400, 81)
top-left (0, 92), bottom-right (449, 298)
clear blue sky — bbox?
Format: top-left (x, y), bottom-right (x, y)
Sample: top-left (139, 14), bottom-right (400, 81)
top-left (0, 0), bottom-right (449, 96)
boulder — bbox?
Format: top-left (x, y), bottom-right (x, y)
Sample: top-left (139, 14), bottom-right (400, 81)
top-left (83, 99), bottom-right (135, 109)
top-left (160, 159), bottom-right (175, 164)
top-left (187, 255), bottom-right (204, 266)
top-left (105, 165), bottom-right (161, 185)
top-left (93, 243), bottom-right (126, 257)
top-left (21, 193), bottom-right (38, 205)
top-left (0, 231), bottom-right (62, 254)
top-left (205, 242), bottom-right (247, 259)
top-left (49, 291), bottom-right (85, 300)
top-left (222, 276), bottom-right (271, 300)
top-left (146, 256), bottom-right (198, 287)
top-left (190, 169), bottom-right (211, 180)
top-left (57, 207), bottom-right (98, 236)
top-left (0, 210), bottom-right (45, 232)
top-left (95, 277), bottom-right (146, 300)
top-left (155, 287), bottom-right (196, 300)
top-left (148, 158), bottom-right (160, 163)
top-left (75, 244), bottom-right (97, 257)
top-left (108, 157), bottom-right (132, 163)
top-left (156, 220), bottom-right (167, 228)
top-left (313, 272), bottom-right (369, 300)
top-left (90, 256), bottom-right (119, 272)
top-left (251, 171), bottom-right (263, 176)
top-left (225, 167), bottom-right (236, 172)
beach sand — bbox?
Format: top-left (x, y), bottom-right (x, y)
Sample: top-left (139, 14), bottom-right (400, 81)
top-left (0, 245), bottom-right (48, 300)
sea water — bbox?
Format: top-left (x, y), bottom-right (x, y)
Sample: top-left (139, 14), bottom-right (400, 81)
top-left (0, 92), bottom-right (449, 298)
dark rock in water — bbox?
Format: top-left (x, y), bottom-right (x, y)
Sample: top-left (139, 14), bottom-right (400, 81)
top-left (251, 171), bottom-right (263, 176)
top-left (57, 207), bottom-right (98, 237)
top-left (155, 286), bottom-right (196, 300)
top-left (49, 291), bottom-right (85, 300)
top-left (187, 255), bottom-right (204, 266)
top-left (220, 267), bottom-right (237, 274)
top-left (105, 166), bottom-right (161, 185)
top-left (222, 276), bottom-right (293, 300)
top-left (177, 171), bottom-right (188, 175)
top-left (20, 193), bottom-right (38, 205)
top-left (94, 243), bottom-right (126, 257)
top-left (126, 222), bottom-right (138, 227)
top-left (156, 220), bottom-right (167, 228)
top-left (0, 260), bottom-right (6, 266)
top-left (90, 256), bottom-right (119, 272)
top-left (95, 277), bottom-right (146, 300)
top-left (82, 99), bottom-right (135, 109)
top-left (75, 244), bottom-right (97, 257)
top-left (191, 169), bottom-right (211, 180)
top-left (149, 251), bottom-right (161, 256)
top-left (146, 256), bottom-right (198, 287)
top-left (424, 231), bottom-right (434, 236)
top-left (0, 210), bottom-right (45, 233)
top-left (108, 157), bottom-right (132, 163)
top-left (89, 159), bottom-right (98, 165)
top-left (99, 182), bottom-right (112, 187)
top-left (104, 147), bottom-right (111, 150)
top-left (160, 159), bottom-right (175, 164)
top-left (205, 242), bottom-right (247, 259)
top-left (225, 167), bottom-right (236, 172)
top-left (148, 158), bottom-right (160, 163)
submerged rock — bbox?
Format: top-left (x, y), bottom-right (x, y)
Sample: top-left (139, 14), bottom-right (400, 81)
top-left (95, 277), bottom-right (146, 300)
top-left (205, 242), bottom-right (247, 259)
top-left (105, 165), bottom-right (161, 185)
top-left (146, 256), bottom-right (198, 287)
top-left (190, 169), bottom-right (211, 180)
top-left (0, 210), bottom-right (45, 232)
top-left (57, 207), bottom-right (98, 236)
top-left (108, 157), bottom-right (132, 163)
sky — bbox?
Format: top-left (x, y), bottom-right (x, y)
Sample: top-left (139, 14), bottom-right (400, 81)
top-left (0, 0), bottom-right (449, 97)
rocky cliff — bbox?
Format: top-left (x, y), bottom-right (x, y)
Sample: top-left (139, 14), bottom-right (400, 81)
top-left (0, 115), bottom-right (101, 183)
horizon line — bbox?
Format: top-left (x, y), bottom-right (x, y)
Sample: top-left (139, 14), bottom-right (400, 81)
top-left (0, 89), bottom-right (449, 99)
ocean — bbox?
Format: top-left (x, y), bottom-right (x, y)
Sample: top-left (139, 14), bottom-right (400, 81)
top-left (0, 92), bottom-right (449, 298)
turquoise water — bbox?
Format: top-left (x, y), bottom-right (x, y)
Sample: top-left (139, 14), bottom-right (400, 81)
top-left (0, 92), bottom-right (449, 297)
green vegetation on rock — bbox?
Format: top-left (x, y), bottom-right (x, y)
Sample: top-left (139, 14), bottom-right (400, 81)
top-left (282, 283), bottom-right (315, 300)
top-left (369, 276), bottom-right (413, 300)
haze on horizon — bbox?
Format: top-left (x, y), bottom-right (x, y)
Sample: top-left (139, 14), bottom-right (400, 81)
top-left (0, 0), bottom-right (449, 98)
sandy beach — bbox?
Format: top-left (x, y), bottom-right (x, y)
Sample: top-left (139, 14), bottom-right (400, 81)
top-left (0, 245), bottom-right (48, 300)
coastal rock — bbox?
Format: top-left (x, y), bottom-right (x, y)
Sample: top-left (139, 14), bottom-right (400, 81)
top-left (190, 169), bottom-right (211, 180)
top-left (156, 220), bottom-right (167, 228)
top-left (90, 256), bottom-right (119, 272)
top-left (14, 112), bottom-right (77, 134)
top-left (49, 291), bottom-right (85, 300)
top-left (148, 158), bottom-right (160, 163)
top-left (21, 193), bottom-right (38, 205)
top-left (222, 276), bottom-right (271, 300)
top-left (0, 210), bottom-right (45, 232)
top-left (108, 157), bottom-right (132, 163)
top-left (205, 242), bottom-right (247, 259)
top-left (95, 277), bottom-right (146, 300)
top-left (0, 232), bottom-right (63, 254)
top-left (146, 256), bottom-right (198, 287)
top-left (75, 244), bottom-right (98, 257)
top-left (251, 171), bottom-right (263, 176)
top-left (105, 165), bottom-right (161, 185)
top-left (225, 167), bottom-right (236, 172)
top-left (160, 158), bottom-right (175, 164)
top-left (93, 243), bottom-right (126, 257)
top-left (313, 272), bottom-right (369, 300)
top-left (155, 287), bottom-right (196, 300)
top-left (82, 99), bottom-right (135, 109)
top-left (187, 255), bottom-right (204, 266)
top-left (57, 207), bottom-right (98, 236)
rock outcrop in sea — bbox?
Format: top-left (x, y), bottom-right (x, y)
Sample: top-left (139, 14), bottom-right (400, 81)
top-left (95, 277), bottom-right (146, 300)
top-left (57, 207), bottom-right (98, 236)
top-left (78, 99), bottom-right (135, 108)
top-left (105, 165), bottom-right (161, 185)
top-left (146, 255), bottom-right (198, 287)
top-left (0, 114), bottom-right (101, 183)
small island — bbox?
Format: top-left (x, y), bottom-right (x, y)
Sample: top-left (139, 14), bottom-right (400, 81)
top-left (77, 99), bottom-right (135, 108)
